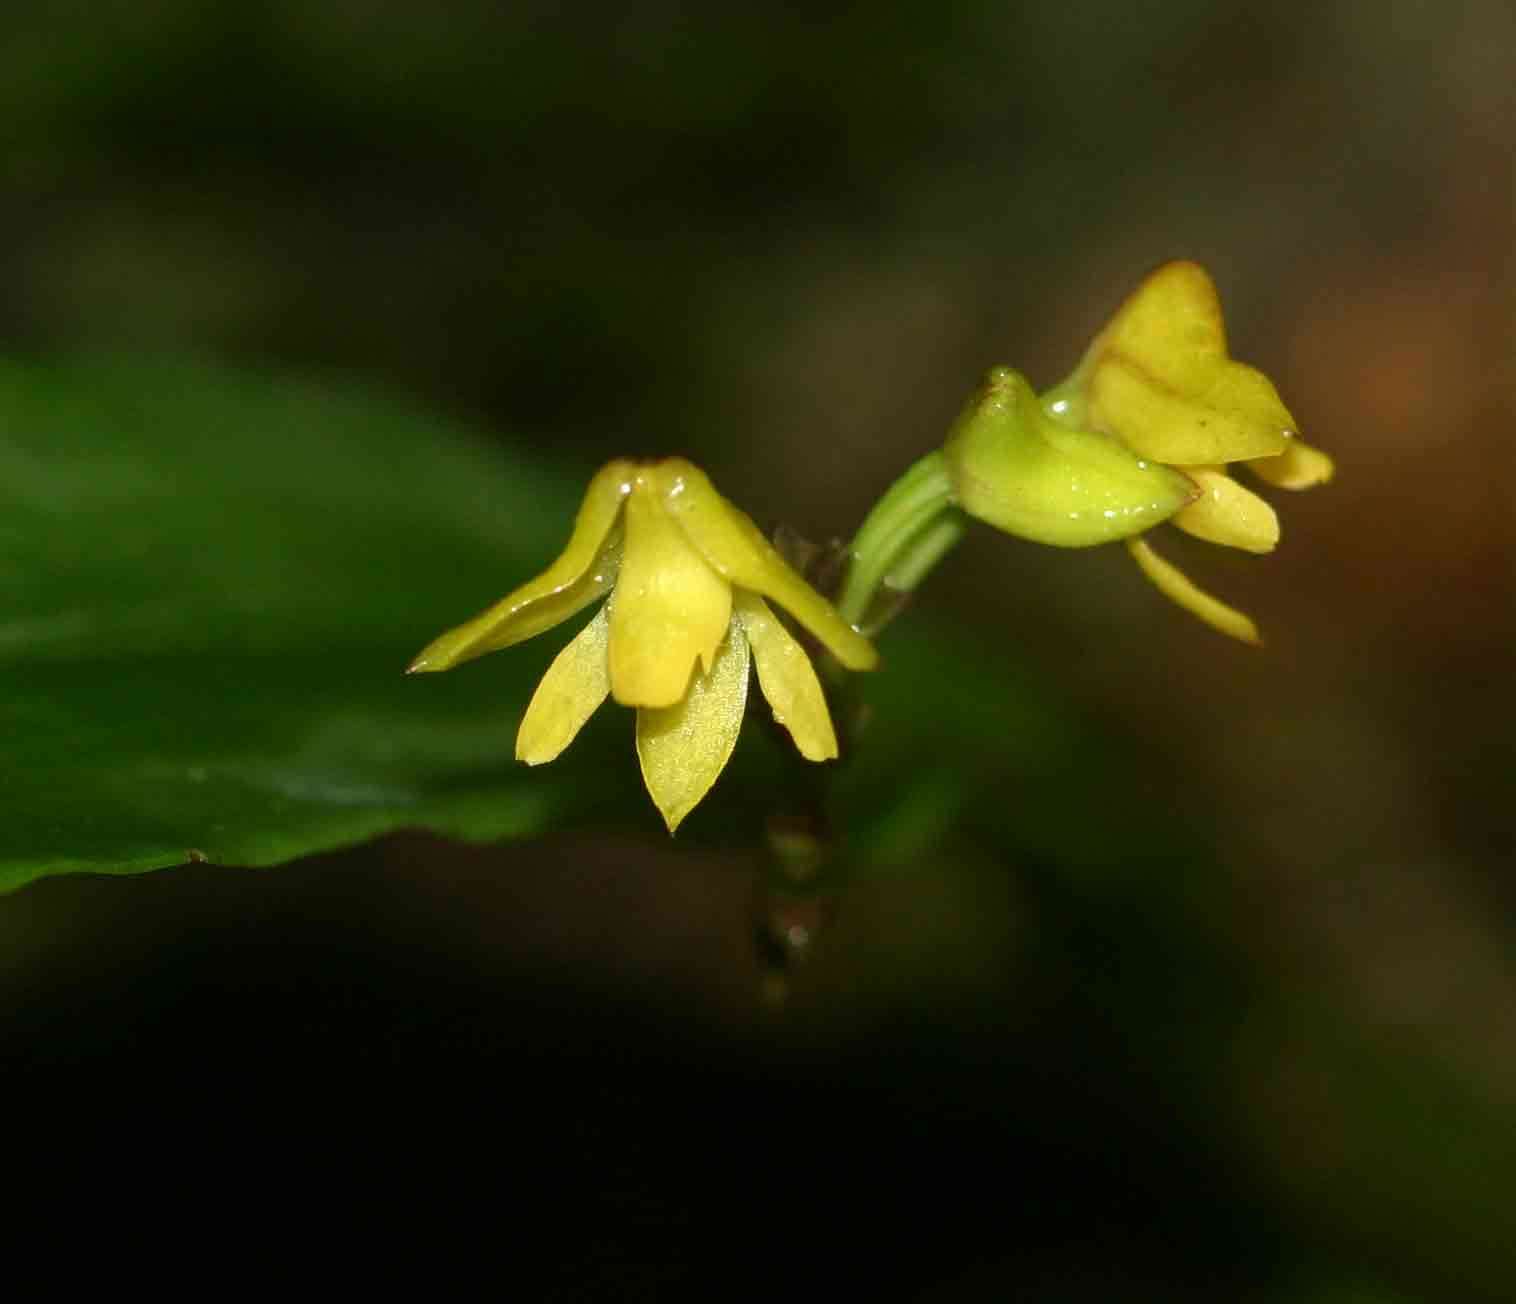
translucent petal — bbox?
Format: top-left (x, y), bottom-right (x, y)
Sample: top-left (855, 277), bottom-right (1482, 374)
top-left (608, 478), bottom-right (732, 708)
top-left (648, 458), bottom-right (878, 671)
top-left (1127, 536), bottom-right (1261, 645)
top-left (408, 459), bottom-right (634, 672)
top-left (1171, 466), bottom-right (1279, 554)
top-left (515, 603), bottom-right (611, 766)
top-left (1082, 261), bottom-right (1295, 465)
top-left (944, 367), bottom-right (1196, 548)
top-left (635, 627), bottom-right (751, 833)
top-left (1247, 436), bottom-right (1335, 489)
top-left (735, 592), bottom-right (838, 762)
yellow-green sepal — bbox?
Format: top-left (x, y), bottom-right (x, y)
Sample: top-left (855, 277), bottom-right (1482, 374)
top-left (515, 602), bottom-right (612, 765)
top-left (1247, 436), bottom-right (1335, 489)
top-left (1171, 466), bottom-right (1279, 554)
top-left (942, 367), bottom-right (1195, 548)
top-left (407, 458), bottom-right (634, 672)
top-left (1127, 536), bottom-right (1261, 645)
top-left (736, 591), bottom-right (838, 762)
top-left (636, 624), bottom-right (751, 832)
top-left (1074, 261), bottom-right (1296, 466)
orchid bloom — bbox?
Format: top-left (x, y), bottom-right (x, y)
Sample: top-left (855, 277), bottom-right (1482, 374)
top-left (1045, 260), bottom-right (1333, 643)
top-left (941, 261), bottom-right (1332, 643)
top-left (409, 458), bottom-right (876, 831)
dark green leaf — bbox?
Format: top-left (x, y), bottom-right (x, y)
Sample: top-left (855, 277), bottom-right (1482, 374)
top-left (0, 357), bottom-right (632, 892)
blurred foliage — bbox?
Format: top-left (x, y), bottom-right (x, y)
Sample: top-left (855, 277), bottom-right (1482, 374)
top-left (0, 356), bottom-right (1085, 893)
top-left (0, 357), bottom-right (597, 885)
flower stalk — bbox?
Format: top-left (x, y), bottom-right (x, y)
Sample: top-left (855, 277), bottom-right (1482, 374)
top-left (835, 449), bottom-right (961, 632)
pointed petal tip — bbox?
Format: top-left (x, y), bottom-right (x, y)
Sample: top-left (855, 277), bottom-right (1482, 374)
top-left (406, 633), bottom-right (460, 673)
top-left (1126, 535), bottom-right (1262, 646)
top-left (515, 746), bottom-right (561, 767)
top-left (649, 782), bottom-right (697, 834)
top-left (842, 634), bottom-right (880, 672)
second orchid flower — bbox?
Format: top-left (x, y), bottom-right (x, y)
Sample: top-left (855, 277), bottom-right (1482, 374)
top-left (943, 261), bottom-right (1333, 642)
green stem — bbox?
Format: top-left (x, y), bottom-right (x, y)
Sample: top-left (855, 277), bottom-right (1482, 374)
top-left (758, 441), bottom-right (964, 993)
top-left (836, 448), bottom-right (962, 633)
top-left (885, 508), bottom-right (967, 594)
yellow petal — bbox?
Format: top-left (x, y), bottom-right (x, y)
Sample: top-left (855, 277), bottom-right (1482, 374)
top-left (734, 591), bottom-right (838, 762)
top-left (1170, 466), bottom-right (1279, 554)
top-left (944, 367), bottom-right (1196, 548)
top-left (608, 477), bottom-right (732, 708)
top-left (1082, 261), bottom-right (1295, 466)
top-left (408, 459), bottom-right (634, 672)
top-left (515, 602), bottom-right (611, 765)
top-left (1247, 436), bottom-right (1335, 490)
top-left (636, 626), bottom-right (751, 833)
top-left (1126, 536), bottom-right (1260, 645)
top-left (648, 458), bottom-right (878, 672)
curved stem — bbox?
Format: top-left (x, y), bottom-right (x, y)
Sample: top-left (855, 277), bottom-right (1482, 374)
top-left (836, 449), bottom-right (960, 630)
top-left (884, 508), bottom-right (967, 596)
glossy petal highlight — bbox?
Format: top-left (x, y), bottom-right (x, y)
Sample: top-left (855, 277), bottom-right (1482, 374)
top-left (636, 627), bottom-right (751, 832)
top-left (609, 481), bottom-right (732, 708)
top-left (408, 459), bottom-right (633, 672)
top-left (651, 459), bottom-right (876, 671)
top-left (516, 603), bottom-right (611, 765)
top-left (1171, 466), bottom-right (1279, 554)
top-left (1127, 536), bottom-right (1260, 645)
top-left (736, 592), bottom-right (838, 762)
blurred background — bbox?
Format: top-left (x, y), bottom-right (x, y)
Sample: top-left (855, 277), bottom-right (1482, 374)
top-left (3, 1), bottom-right (1514, 1298)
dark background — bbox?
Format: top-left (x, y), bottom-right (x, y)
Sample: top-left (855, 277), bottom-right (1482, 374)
top-left (4, 2), bottom-right (1514, 1298)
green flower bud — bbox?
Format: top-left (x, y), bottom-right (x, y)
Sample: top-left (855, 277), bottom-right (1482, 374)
top-left (942, 367), bottom-right (1195, 548)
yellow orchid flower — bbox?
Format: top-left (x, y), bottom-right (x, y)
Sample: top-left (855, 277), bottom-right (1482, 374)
top-left (1044, 260), bottom-right (1334, 643)
top-left (409, 458), bottom-right (877, 832)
